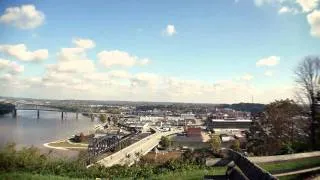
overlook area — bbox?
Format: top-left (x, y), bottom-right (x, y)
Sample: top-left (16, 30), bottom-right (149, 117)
top-left (0, 0), bottom-right (320, 179)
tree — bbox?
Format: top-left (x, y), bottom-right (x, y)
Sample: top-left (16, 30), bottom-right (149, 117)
top-left (208, 135), bottom-right (221, 153)
top-left (112, 116), bottom-right (119, 125)
top-left (107, 117), bottom-right (111, 125)
top-left (295, 56), bottom-right (320, 149)
top-left (159, 136), bottom-right (171, 149)
top-left (99, 114), bottom-right (107, 124)
top-left (247, 99), bottom-right (305, 155)
top-left (230, 139), bottom-right (241, 152)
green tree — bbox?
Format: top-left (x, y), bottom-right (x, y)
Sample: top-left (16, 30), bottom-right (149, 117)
top-left (99, 114), bottom-right (107, 124)
top-left (208, 135), bottom-right (221, 153)
top-left (159, 136), bottom-right (171, 149)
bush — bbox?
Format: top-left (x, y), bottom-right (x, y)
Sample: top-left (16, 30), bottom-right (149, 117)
top-left (208, 135), bottom-right (221, 153)
top-left (0, 143), bottom-right (213, 179)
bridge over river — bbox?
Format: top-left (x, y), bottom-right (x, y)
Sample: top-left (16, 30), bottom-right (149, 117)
top-left (1, 102), bottom-right (109, 119)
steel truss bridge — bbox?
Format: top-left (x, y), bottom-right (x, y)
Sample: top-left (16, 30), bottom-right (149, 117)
top-left (2, 102), bottom-right (109, 119)
top-left (87, 133), bottom-right (134, 165)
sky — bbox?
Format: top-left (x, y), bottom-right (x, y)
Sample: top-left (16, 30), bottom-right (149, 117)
top-left (0, 0), bottom-right (319, 103)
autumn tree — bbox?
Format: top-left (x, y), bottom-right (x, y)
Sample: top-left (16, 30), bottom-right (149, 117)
top-left (247, 99), bottom-right (305, 155)
top-left (295, 56), bottom-right (320, 149)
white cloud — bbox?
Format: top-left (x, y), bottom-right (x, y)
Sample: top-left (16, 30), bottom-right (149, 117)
top-left (164, 24), bottom-right (176, 36)
top-left (0, 59), bottom-right (10, 69)
top-left (0, 73), bottom-right (13, 81)
top-left (241, 73), bottom-right (254, 81)
top-left (254, 0), bottom-right (278, 6)
top-left (0, 58), bottom-right (24, 74)
top-left (131, 72), bottom-right (159, 86)
top-left (0, 4), bottom-right (45, 29)
top-left (48, 60), bottom-right (95, 73)
top-left (264, 70), bottom-right (274, 76)
top-left (57, 48), bottom-right (86, 61)
top-left (256, 56), bottom-right (280, 67)
top-left (108, 70), bottom-right (130, 79)
top-left (296, 0), bottom-right (319, 12)
top-left (307, 10), bottom-right (320, 37)
top-left (0, 44), bottom-right (48, 61)
top-left (72, 38), bottom-right (95, 49)
top-left (0, 68), bottom-right (295, 103)
top-left (98, 50), bottom-right (150, 68)
top-left (48, 38), bottom-right (96, 73)
top-left (139, 58), bottom-right (150, 65)
top-left (278, 6), bottom-right (299, 14)
top-left (8, 61), bottom-right (24, 74)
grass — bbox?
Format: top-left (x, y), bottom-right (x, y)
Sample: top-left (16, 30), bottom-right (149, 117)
top-left (259, 157), bottom-right (320, 174)
top-left (153, 157), bottom-right (320, 180)
top-left (0, 172), bottom-right (82, 180)
top-left (153, 167), bottom-right (227, 180)
top-left (1, 157), bottom-right (320, 180)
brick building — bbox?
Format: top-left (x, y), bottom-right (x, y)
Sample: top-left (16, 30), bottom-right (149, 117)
top-left (186, 127), bottom-right (202, 137)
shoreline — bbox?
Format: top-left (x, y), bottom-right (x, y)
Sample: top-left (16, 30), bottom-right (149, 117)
top-left (43, 137), bottom-right (89, 150)
top-left (42, 121), bottom-right (102, 151)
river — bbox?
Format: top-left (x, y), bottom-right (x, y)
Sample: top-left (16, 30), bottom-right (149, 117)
top-left (0, 110), bottom-right (99, 149)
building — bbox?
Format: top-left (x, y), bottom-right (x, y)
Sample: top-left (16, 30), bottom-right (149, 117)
top-left (186, 127), bottom-right (202, 137)
top-left (128, 122), bottom-right (149, 132)
top-left (181, 112), bottom-right (195, 120)
top-left (206, 119), bottom-right (252, 130)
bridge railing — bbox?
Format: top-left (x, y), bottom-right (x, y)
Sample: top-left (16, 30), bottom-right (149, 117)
top-left (205, 149), bottom-right (277, 180)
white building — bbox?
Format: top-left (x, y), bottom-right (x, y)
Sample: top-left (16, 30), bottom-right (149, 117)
top-left (139, 116), bottom-right (163, 122)
top-left (128, 122), bottom-right (149, 132)
top-left (181, 112), bottom-right (195, 120)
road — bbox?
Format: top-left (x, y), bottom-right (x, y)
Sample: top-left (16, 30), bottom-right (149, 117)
top-left (94, 128), bottom-right (183, 167)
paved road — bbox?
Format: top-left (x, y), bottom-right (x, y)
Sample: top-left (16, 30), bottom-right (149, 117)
top-left (94, 128), bottom-right (183, 167)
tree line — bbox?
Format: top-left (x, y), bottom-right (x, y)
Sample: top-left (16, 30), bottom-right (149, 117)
top-left (246, 56), bottom-right (320, 155)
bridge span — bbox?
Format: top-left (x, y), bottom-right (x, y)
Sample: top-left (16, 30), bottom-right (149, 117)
top-left (5, 103), bottom-right (109, 120)
top-left (92, 128), bottom-right (183, 167)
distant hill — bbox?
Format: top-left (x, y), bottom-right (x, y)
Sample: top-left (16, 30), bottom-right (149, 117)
top-left (219, 103), bottom-right (265, 113)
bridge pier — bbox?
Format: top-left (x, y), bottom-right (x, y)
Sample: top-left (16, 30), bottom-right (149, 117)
top-left (12, 109), bottom-right (17, 118)
top-left (37, 110), bottom-right (40, 119)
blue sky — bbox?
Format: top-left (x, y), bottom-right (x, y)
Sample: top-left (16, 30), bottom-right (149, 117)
top-left (0, 0), bottom-right (319, 103)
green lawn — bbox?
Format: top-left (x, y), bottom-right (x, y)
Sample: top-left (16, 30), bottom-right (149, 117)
top-left (153, 157), bottom-right (320, 180)
top-left (260, 157), bottom-right (320, 174)
top-left (0, 172), bottom-right (82, 180)
top-left (153, 167), bottom-right (226, 180)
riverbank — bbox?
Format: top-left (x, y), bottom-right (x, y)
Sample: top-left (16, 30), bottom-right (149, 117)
top-left (44, 138), bottom-right (88, 151)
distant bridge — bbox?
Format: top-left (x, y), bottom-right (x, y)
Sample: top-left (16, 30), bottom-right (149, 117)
top-left (1, 102), bottom-right (109, 119)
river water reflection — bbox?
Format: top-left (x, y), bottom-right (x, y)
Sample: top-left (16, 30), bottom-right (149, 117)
top-left (0, 110), bottom-right (98, 148)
